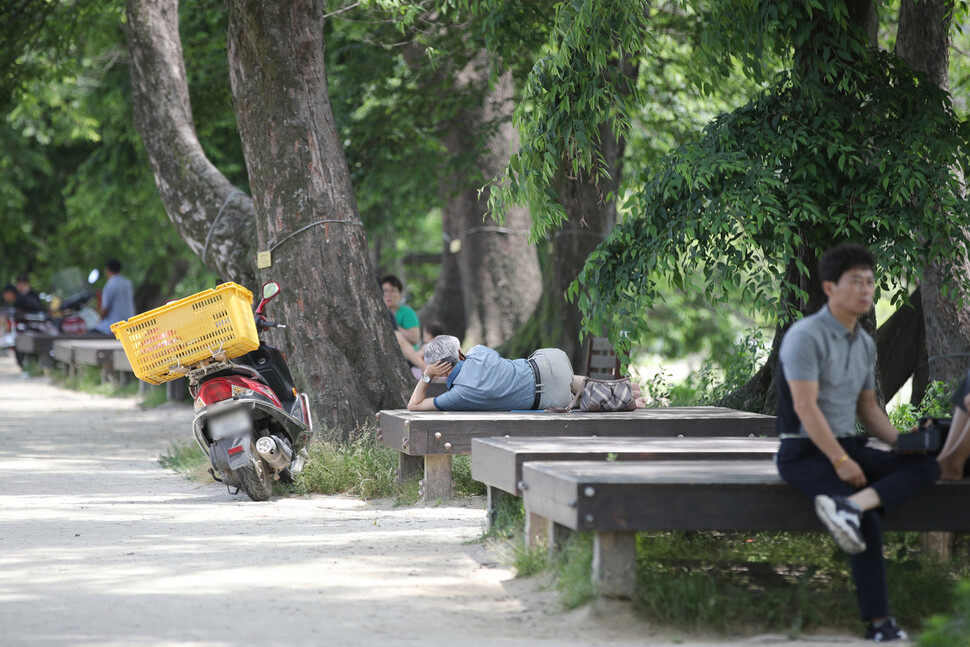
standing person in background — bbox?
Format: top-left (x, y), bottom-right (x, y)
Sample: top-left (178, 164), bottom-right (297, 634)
top-left (93, 259), bottom-right (135, 335)
top-left (775, 242), bottom-right (940, 642)
top-left (381, 274), bottom-right (420, 347)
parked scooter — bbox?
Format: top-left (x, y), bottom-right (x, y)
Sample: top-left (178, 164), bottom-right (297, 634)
top-left (7, 268), bottom-right (101, 340)
top-left (186, 282), bottom-right (313, 501)
top-left (47, 268), bottom-right (101, 333)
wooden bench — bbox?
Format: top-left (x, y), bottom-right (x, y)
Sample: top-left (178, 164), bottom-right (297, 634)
top-left (52, 339), bottom-right (123, 381)
top-left (471, 435), bottom-right (780, 534)
top-left (45, 338), bottom-right (188, 400)
top-left (519, 460), bottom-right (970, 598)
top-left (377, 407), bottom-right (776, 500)
top-left (14, 332), bottom-right (96, 368)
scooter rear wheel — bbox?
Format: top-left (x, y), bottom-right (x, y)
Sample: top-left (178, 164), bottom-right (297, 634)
top-left (238, 458), bottom-right (273, 501)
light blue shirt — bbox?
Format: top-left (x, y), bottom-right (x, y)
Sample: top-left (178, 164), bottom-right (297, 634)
top-left (95, 274), bottom-right (136, 334)
top-left (433, 345), bottom-right (535, 411)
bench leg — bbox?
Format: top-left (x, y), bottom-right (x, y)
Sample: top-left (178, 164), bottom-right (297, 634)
top-left (524, 511), bottom-right (548, 548)
top-left (397, 452), bottom-right (423, 485)
top-left (486, 486), bottom-right (512, 532)
top-left (593, 531), bottom-right (636, 599)
top-left (548, 522), bottom-right (573, 559)
top-left (166, 377), bottom-right (187, 402)
top-left (921, 531), bottom-right (953, 560)
top-left (422, 454), bottom-right (453, 500)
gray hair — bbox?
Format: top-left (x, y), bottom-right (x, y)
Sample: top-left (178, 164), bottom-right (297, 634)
top-left (424, 335), bottom-right (461, 365)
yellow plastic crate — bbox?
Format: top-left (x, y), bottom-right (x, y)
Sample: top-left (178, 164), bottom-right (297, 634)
top-left (111, 282), bottom-right (259, 385)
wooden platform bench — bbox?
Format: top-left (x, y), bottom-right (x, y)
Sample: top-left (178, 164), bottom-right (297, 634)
top-left (471, 435), bottom-right (780, 535)
top-left (519, 459), bottom-right (970, 598)
top-left (45, 338), bottom-right (187, 400)
top-left (376, 407), bottom-right (776, 500)
top-left (14, 332), bottom-right (96, 368)
top-left (52, 339), bottom-right (123, 381)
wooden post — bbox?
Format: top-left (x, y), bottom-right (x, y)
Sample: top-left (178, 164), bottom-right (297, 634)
top-left (593, 531), bottom-right (636, 599)
top-left (548, 521), bottom-right (573, 559)
top-left (422, 454), bottom-right (453, 500)
top-left (166, 377), bottom-right (187, 402)
top-left (524, 511), bottom-right (548, 548)
top-left (921, 531), bottom-right (954, 560)
top-left (396, 452), bottom-right (423, 484)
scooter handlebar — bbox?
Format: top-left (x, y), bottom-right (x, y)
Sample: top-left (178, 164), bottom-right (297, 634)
top-left (256, 319), bottom-right (286, 331)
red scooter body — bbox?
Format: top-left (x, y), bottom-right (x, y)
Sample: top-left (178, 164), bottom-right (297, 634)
top-left (189, 282), bottom-right (312, 501)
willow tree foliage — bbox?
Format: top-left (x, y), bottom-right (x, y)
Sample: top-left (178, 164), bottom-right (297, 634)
top-left (582, 50), bottom-right (970, 342)
top-left (485, 0), bottom-right (650, 239)
top-left (490, 0), bottom-right (970, 358)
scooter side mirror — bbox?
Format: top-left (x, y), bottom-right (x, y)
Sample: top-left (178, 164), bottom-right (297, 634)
top-left (87, 269), bottom-right (100, 284)
top-left (261, 282), bottom-right (281, 301)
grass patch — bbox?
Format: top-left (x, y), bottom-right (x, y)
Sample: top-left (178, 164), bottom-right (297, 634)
top-left (453, 454), bottom-right (487, 497)
top-left (513, 539), bottom-right (549, 578)
top-left (919, 579), bottom-right (970, 646)
top-left (158, 440), bottom-right (212, 482)
top-left (293, 426), bottom-right (401, 500)
top-left (554, 532), bottom-right (597, 609)
top-left (21, 358), bottom-right (43, 377)
top-left (46, 363), bottom-right (167, 407)
top-left (513, 529), bottom-right (967, 638)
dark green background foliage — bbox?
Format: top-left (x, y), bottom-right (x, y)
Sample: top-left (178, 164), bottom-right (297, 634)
top-left (573, 5), bottom-right (970, 351)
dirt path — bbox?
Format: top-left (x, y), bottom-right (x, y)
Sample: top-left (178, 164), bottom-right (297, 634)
top-left (0, 354), bottom-right (868, 646)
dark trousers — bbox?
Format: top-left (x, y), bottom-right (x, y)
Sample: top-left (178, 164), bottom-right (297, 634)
top-left (776, 436), bottom-right (941, 620)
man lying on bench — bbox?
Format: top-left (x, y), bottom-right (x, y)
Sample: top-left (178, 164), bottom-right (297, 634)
top-left (407, 335), bottom-right (583, 412)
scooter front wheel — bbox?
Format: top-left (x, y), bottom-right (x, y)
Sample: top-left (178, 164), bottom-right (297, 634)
top-left (238, 458), bottom-right (273, 501)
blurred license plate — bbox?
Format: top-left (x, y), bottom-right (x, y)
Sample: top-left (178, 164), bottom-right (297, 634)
top-left (208, 409), bottom-right (252, 440)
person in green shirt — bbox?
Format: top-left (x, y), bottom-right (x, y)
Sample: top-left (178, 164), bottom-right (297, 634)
top-left (381, 274), bottom-right (420, 347)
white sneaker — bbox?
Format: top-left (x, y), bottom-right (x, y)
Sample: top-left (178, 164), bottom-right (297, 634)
top-left (815, 494), bottom-right (866, 554)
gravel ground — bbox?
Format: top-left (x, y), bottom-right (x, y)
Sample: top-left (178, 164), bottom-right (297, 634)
top-left (0, 353), bottom-right (874, 646)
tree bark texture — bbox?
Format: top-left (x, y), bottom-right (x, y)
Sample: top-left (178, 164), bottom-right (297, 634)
top-left (876, 288), bottom-right (928, 404)
top-left (500, 121), bottom-right (624, 371)
top-left (124, 0), bottom-right (256, 288)
top-left (225, 0), bottom-right (412, 431)
top-left (895, 0), bottom-right (970, 389)
top-left (422, 57), bottom-right (541, 348)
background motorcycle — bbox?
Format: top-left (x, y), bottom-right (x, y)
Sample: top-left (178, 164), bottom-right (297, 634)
top-left (46, 268), bottom-right (101, 333)
top-left (187, 282), bottom-right (313, 501)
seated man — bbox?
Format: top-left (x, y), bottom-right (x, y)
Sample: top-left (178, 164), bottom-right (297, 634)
top-left (15, 274), bottom-right (45, 313)
top-left (775, 243), bottom-right (940, 642)
top-left (937, 371), bottom-right (970, 480)
top-left (407, 335), bottom-right (582, 411)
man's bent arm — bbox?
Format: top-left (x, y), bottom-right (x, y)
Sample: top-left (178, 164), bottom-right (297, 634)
top-left (857, 389), bottom-right (899, 446)
top-left (788, 379), bottom-right (867, 488)
top-left (407, 380), bottom-right (438, 411)
top-left (407, 361), bottom-right (453, 411)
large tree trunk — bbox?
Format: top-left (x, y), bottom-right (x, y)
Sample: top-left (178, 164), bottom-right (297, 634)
top-left (876, 287), bottom-right (928, 404)
top-left (225, 0), bottom-right (412, 430)
top-left (126, 0), bottom-right (411, 429)
top-left (499, 58), bottom-right (636, 371)
top-left (125, 0), bottom-right (256, 288)
top-left (499, 120), bottom-right (624, 371)
top-left (422, 59), bottom-right (540, 347)
top-left (896, 0), bottom-right (970, 389)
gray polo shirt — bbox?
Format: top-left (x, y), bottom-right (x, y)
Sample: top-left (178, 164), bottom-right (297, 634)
top-left (777, 305), bottom-right (875, 438)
